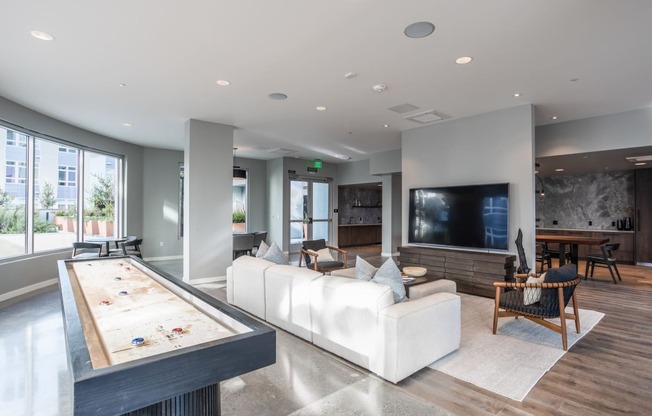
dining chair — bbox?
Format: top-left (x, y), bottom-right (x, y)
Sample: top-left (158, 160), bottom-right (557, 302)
top-left (72, 242), bottom-right (102, 259)
top-left (109, 235), bottom-right (137, 256)
top-left (233, 233), bottom-right (255, 259)
top-left (535, 242), bottom-right (552, 273)
top-left (252, 231), bottom-right (268, 255)
top-left (584, 243), bottom-right (621, 284)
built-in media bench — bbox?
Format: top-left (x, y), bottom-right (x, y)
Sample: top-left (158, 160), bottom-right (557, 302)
top-left (398, 245), bottom-right (516, 298)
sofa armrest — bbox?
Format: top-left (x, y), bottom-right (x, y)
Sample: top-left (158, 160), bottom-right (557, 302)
top-left (376, 292), bottom-right (461, 383)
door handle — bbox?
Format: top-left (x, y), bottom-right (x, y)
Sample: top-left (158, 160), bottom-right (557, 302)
top-left (308, 217), bottom-right (313, 224)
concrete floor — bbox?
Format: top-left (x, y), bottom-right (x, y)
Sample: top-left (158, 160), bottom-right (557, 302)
top-left (0, 248), bottom-right (449, 415)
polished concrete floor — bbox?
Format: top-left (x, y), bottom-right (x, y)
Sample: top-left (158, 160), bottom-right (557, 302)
top-left (0, 247), bottom-right (449, 415)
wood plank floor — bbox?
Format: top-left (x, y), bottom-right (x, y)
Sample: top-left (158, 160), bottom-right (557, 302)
top-left (344, 245), bottom-right (652, 416)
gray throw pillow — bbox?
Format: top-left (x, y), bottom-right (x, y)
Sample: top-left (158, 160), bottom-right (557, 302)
top-left (256, 240), bottom-right (269, 258)
top-left (355, 256), bottom-right (378, 281)
top-left (371, 258), bottom-right (407, 303)
top-left (262, 242), bottom-right (288, 265)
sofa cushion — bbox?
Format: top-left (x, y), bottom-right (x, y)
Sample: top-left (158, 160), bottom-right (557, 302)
top-left (309, 275), bottom-right (395, 369)
top-left (371, 259), bottom-right (407, 303)
top-left (262, 242), bottom-right (288, 264)
top-left (265, 265), bottom-right (322, 342)
top-left (255, 240), bottom-right (269, 257)
top-left (230, 256), bottom-right (276, 319)
top-left (355, 256), bottom-right (378, 281)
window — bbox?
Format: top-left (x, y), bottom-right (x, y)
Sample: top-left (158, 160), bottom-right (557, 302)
top-left (6, 161), bottom-right (27, 184)
top-left (0, 123), bottom-right (124, 258)
top-left (1, 127), bottom-right (27, 257)
top-left (58, 166), bottom-right (76, 186)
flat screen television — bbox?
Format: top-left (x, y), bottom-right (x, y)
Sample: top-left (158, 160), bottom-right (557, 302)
top-left (408, 183), bottom-right (509, 250)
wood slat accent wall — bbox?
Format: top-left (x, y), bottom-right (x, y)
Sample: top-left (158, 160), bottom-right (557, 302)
top-left (398, 246), bottom-right (516, 297)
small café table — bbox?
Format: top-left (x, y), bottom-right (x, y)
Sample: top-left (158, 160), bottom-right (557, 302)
top-left (535, 235), bottom-right (609, 267)
top-left (86, 236), bottom-right (128, 256)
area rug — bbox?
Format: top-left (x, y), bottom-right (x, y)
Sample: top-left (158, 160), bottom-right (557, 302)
top-left (428, 293), bottom-right (604, 402)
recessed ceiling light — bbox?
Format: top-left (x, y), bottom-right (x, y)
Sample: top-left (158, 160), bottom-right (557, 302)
top-left (118, 83), bottom-right (126, 87)
top-left (513, 93), bottom-right (521, 97)
top-left (383, 124), bottom-right (390, 128)
top-left (555, 168), bottom-right (564, 172)
top-left (216, 80), bottom-right (231, 86)
top-left (570, 78), bottom-right (580, 82)
top-left (635, 162), bottom-right (647, 166)
top-left (268, 93), bottom-right (287, 100)
top-left (372, 84), bottom-right (387, 93)
top-left (551, 116), bottom-right (558, 120)
top-left (335, 154), bottom-right (351, 160)
top-left (344, 72), bottom-right (357, 79)
top-left (315, 106), bottom-right (327, 111)
top-left (404, 22), bottom-right (435, 39)
top-left (455, 56), bottom-right (473, 65)
top-left (30, 30), bottom-right (54, 41)
top-left (122, 123), bottom-right (133, 127)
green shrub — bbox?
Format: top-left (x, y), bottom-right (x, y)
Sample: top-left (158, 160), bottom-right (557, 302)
top-left (232, 209), bottom-right (246, 223)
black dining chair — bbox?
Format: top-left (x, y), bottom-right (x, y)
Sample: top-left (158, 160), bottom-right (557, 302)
top-left (535, 242), bottom-right (552, 273)
top-left (233, 233), bottom-right (255, 259)
top-left (72, 242), bottom-right (102, 259)
top-left (584, 243), bottom-right (622, 284)
top-left (109, 235), bottom-right (137, 256)
top-left (251, 231), bottom-right (268, 255)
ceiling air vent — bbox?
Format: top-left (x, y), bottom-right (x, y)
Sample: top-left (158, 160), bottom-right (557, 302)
top-left (388, 103), bottom-right (420, 114)
top-left (404, 110), bottom-right (447, 124)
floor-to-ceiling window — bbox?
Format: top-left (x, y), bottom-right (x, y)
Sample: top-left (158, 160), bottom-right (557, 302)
top-left (0, 123), bottom-right (124, 259)
top-left (0, 128), bottom-right (27, 257)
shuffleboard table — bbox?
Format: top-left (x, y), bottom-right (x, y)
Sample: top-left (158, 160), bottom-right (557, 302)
top-left (57, 256), bottom-right (275, 416)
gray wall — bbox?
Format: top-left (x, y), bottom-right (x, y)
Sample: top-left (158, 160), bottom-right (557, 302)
top-left (536, 107), bottom-right (652, 157)
top-left (536, 171), bottom-right (635, 230)
top-left (0, 96), bottom-right (144, 297)
top-left (236, 157), bottom-right (268, 233)
top-left (142, 147), bottom-right (184, 259)
top-left (338, 159), bottom-right (376, 185)
top-left (402, 104), bottom-right (536, 259)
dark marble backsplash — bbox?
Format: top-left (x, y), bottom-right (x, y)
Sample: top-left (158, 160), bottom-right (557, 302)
top-left (536, 170), bottom-right (634, 230)
top-left (338, 188), bottom-right (382, 224)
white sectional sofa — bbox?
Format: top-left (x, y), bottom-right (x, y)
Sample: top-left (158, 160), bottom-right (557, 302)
top-left (226, 256), bottom-right (461, 383)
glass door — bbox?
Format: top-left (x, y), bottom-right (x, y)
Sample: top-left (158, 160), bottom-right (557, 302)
top-left (289, 179), bottom-right (331, 254)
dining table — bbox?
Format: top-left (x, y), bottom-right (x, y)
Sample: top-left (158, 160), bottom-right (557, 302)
top-left (535, 234), bottom-right (609, 267)
top-left (86, 236), bottom-right (128, 256)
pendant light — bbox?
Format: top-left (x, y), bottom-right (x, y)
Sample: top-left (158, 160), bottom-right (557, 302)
top-left (233, 147), bottom-right (246, 179)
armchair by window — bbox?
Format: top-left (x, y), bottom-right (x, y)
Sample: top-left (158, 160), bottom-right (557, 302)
top-left (298, 239), bottom-right (347, 273)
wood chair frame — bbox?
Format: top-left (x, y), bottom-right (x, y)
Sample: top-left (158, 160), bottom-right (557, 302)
top-left (493, 273), bottom-right (581, 351)
top-left (298, 245), bottom-right (348, 273)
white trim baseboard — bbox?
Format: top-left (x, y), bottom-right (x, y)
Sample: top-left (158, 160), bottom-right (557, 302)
top-left (144, 255), bottom-right (183, 262)
top-left (189, 275), bottom-right (226, 285)
top-left (0, 278), bottom-right (58, 303)
top-left (381, 252), bottom-right (399, 257)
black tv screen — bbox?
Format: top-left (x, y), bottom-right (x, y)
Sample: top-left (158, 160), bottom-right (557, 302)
top-left (408, 183), bottom-right (509, 250)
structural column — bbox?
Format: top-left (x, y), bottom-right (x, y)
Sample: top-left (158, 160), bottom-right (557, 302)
top-left (183, 120), bottom-right (233, 281)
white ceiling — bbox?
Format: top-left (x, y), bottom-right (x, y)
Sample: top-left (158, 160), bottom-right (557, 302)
top-left (2, 1), bottom-right (652, 164)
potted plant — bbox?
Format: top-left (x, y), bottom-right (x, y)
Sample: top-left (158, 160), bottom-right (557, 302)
top-left (232, 209), bottom-right (246, 232)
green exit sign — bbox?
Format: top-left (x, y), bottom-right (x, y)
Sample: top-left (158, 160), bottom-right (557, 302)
top-left (313, 159), bottom-right (323, 168)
